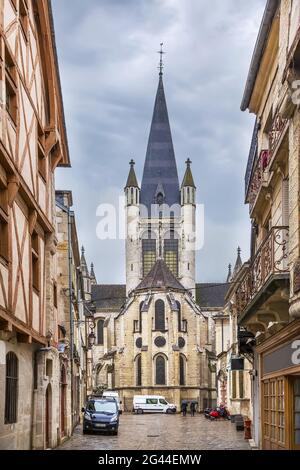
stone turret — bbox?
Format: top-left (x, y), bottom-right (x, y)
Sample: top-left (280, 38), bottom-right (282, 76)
top-left (125, 160), bottom-right (140, 295)
top-left (180, 159), bottom-right (196, 294)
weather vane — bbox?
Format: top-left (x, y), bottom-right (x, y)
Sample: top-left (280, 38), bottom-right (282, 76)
top-left (157, 42), bottom-right (165, 76)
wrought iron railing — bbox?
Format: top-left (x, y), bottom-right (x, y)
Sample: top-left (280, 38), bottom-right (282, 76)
top-left (248, 150), bottom-right (270, 210)
top-left (269, 112), bottom-right (288, 157)
top-left (236, 226), bottom-right (289, 314)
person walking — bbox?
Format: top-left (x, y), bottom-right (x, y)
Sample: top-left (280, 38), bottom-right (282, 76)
top-left (181, 401), bottom-right (188, 417)
top-left (190, 401), bottom-right (196, 417)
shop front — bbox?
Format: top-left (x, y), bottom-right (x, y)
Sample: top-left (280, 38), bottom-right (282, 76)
top-left (257, 320), bottom-right (300, 450)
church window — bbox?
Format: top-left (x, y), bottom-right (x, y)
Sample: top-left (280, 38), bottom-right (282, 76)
top-left (139, 302), bottom-right (143, 333)
top-left (180, 355), bottom-right (186, 386)
top-left (176, 301), bottom-right (181, 332)
top-left (155, 300), bottom-right (165, 331)
top-left (136, 355), bottom-right (142, 386)
top-left (164, 231), bottom-right (178, 277)
top-left (97, 319), bottom-right (104, 345)
top-left (5, 352), bottom-right (18, 424)
top-left (142, 231), bottom-right (156, 277)
top-left (131, 188), bottom-right (134, 205)
top-left (155, 355), bottom-right (166, 385)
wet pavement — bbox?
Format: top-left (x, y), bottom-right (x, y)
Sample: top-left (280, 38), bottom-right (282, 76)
top-left (58, 413), bottom-right (250, 450)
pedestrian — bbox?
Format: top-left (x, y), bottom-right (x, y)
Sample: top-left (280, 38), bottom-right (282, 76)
top-left (190, 401), bottom-right (196, 417)
top-left (181, 401), bottom-right (187, 417)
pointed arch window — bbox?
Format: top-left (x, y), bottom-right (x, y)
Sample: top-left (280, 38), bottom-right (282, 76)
top-left (155, 300), bottom-right (165, 331)
top-left (176, 301), bottom-right (182, 332)
top-left (180, 355), bottom-right (186, 386)
top-left (142, 231), bottom-right (156, 277)
top-left (97, 319), bottom-right (104, 345)
top-left (139, 302), bottom-right (143, 333)
top-left (164, 230), bottom-right (178, 277)
top-left (136, 355), bottom-right (142, 386)
top-left (5, 352), bottom-right (18, 424)
top-left (155, 355), bottom-right (166, 385)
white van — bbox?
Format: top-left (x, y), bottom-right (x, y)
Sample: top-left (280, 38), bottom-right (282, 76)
top-left (103, 391), bottom-right (122, 414)
top-left (133, 395), bottom-right (176, 414)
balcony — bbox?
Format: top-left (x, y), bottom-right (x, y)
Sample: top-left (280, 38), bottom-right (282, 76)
top-left (236, 226), bottom-right (289, 321)
top-left (268, 112), bottom-right (288, 162)
top-left (247, 150), bottom-right (270, 213)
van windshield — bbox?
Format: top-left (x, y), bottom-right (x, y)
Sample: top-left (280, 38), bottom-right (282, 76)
top-left (86, 401), bottom-right (117, 414)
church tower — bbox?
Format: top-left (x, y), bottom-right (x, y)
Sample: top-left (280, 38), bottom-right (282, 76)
top-left (125, 46), bottom-right (196, 296)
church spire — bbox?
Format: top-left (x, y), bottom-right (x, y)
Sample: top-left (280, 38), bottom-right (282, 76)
top-left (140, 46), bottom-right (180, 213)
top-left (125, 159), bottom-right (139, 189)
top-left (181, 159), bottom-right (196, 188)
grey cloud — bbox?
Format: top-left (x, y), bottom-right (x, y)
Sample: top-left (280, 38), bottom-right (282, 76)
top-left (52, 0), bottom-right (265, 283)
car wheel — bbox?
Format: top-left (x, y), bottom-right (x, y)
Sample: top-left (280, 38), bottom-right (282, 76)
top-left (166, 409), bottom-right (173, 414)
top-left (113, 430), bottom-right (119, 436)
top-left (137, 409), bottom-right (143, 415)
top-left (83, 429), bottom-right (89, 435)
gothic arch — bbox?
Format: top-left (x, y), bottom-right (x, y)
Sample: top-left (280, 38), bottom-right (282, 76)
top-left (155, 299), bottom-right (165, 331)
top-left (154, 353), bottom-right (168, 386)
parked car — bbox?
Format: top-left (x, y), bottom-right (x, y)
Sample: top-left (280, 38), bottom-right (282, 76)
top-left (103, 391), bottom-right (123, 414)
top-left (133, 395), bottom-right (177, 414)
top-left (82, 397), bottom-right (119, 435)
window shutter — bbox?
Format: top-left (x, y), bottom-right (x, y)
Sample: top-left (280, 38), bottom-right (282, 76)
top-left (282, 179), bottom-right (289, 226)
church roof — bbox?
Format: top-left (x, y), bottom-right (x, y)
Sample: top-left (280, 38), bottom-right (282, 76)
top-left (91, 285), bottom-right (126, 311)
top-left (181, 159), bottom-right (196, 188)
top-left (140, 75), bottom-right (180, 211)
top-left (136, 259), bottom-right (185, 292)
top-left (196, 283), bottom-right (230, 309)
top-left (125, 160), bottom-right (139, 189)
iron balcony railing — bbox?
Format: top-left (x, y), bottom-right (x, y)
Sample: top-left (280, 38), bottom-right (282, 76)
top-left (236, 226), bottom-right (289, 314)
top-left (269, 112), bottom-right (288, 158)
top-left (248, 149), bottom-right (270, 210)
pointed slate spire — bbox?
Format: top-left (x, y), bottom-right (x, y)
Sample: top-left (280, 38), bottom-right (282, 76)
top-left (125, 159), bottom-right (139, 189)
top-left (227, 264), bottom-right (232, 283)
top-left (90, 263), bottom-right (97, 285)
top-left (81, 246), bottom-right (88, 276)
top-left (233, 247), bottom-right (242, 276)
top-left (140, 54), bottom-right (180, 212)
top-left (182, 159), bottom-right (196, 188)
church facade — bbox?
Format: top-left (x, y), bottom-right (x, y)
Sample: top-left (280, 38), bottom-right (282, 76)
top-left (89, 63), bottom-right (228, 411)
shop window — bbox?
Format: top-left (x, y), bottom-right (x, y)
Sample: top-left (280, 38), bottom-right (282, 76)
top-left (231, 371), bottom-right (237, 399)
top-left (239, 370), bottom-right (244, 399)
top-left (263, 378), bottom-right (285, 448)
top-left (294, 379), bottom-right (300, 447)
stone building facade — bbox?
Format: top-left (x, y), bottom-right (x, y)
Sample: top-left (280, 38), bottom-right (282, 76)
top-left (214, 251), bottom-right (253, 420)
top-left (236, 0), bottom-right (300, 450)
top-left (89, 63), bottom-right (230, 412)
top-left (0, 0), bottom-right (87, 450)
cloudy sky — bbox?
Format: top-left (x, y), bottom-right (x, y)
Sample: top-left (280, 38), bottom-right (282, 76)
top-left (52, 0), bottom-right (266, 284)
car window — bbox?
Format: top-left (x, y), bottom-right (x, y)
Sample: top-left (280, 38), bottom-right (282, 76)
top-left (159, 399), bottom-right (167, 405)
top-left (86, 400), bottom-right (117, 414)
top-left (146, 399), bottom-right (158, 404)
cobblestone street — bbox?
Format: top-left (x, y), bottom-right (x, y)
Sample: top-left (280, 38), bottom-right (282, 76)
top-left (58, 414), bottom-right (250, 450)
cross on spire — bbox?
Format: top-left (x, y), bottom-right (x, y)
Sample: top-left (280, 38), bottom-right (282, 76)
top-left (158, 42), bottom-right (165, 76)
top-left (186, 158), bottom-right (192, 167)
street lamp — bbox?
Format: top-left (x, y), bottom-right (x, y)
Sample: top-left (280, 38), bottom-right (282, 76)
top-left (88, 330), bottom-right (96, 349)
